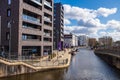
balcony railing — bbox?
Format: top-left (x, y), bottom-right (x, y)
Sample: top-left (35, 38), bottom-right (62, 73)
top-left (22, 25), bottom-right (40, 31)
top-left (44, 0), bottom-right (52, 8)
top-left (31, 0), bottom-right (42, 6)
top-left (44, 33), bottom-right (51, 37)
top-left (23, 39), bottom-right (40, 41)
top-left (22, 35), bottom-right (41, 41)
top-left (23, 25), bottom-right (40, 31)
top-left (44, 16), bottom-right (51, 22)
top-left (23, 14), bottom-right (40, 23)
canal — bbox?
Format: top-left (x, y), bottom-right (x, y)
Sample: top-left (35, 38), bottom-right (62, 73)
top-left (0, 48), bottom-right (120, 80)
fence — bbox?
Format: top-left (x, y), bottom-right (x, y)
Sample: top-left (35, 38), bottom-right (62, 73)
top-left (95, 47), bottom-right (120, 56)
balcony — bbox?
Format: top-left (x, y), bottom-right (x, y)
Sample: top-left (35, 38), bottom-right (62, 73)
top-left (23, 22), bottom-right (41, 31)
top-left (22, 34), bottom-right (41, 41)
top-left (44, 33), bottom-right (51, 37)
top-left (22, 40), bottom-right (42, 46)
top-left (31, 0), bottom-right (42, 6)
top-left (23, 14), bottom-right (40, 24)
top-left (44, 24), bottom-right (52, 30)
top-left (44, 0), bottom-right (52, 8)
top-left (44, 16), bottom-right (52, 23)
top-left (44, 8), bottom-right (53, 15)
top-left (43, 41), bottom-right (53, 46)
top-left (22, 28), bottom-right (42, 36)
top-left (23, 3), bottom-right (42, 15)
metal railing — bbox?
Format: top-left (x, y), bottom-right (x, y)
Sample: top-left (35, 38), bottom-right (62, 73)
top-left (95, 48), bottom-right (120, 57)
top-left (23, 14), bottom-right (40, 23)
top-left (44, 0), bottom-right (52, 8)
top-left (0, 49), bottom-right (70, 69)
top-left (26, 58), bottom-right (68, 67)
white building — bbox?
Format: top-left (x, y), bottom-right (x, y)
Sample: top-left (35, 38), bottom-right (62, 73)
top-left (78, 35), bottom-right (88, 47)
top-left (64, 34), bottom-right (78, 48)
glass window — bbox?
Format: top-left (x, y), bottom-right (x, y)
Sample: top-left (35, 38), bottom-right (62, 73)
top-left (8, 0), bottom-right (11, 5)
top-left (7, 21), bottom-right (11, 28)
top-left (7, 9), bottom-right (11, 17)
top-left (22, 35), bottom-right (27, 40)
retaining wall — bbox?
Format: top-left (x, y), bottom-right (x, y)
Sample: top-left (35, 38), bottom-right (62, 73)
top-left (94, 51), bottom-right (120, 69)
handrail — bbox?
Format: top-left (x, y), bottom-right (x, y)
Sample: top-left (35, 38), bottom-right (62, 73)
top-left (0, 56), bottom-right (69, 70)
top-left (0, 50), bottom-right (71, 71)
top-left (0, 57), bottom-right (39, 70)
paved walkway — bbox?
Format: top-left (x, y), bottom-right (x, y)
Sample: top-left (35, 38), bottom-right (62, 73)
top-left (0, 49), bottom-right (72, 70)
top-left (27, 49), bottom-right (71, 67)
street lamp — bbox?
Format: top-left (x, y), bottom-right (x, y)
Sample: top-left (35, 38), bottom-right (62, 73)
top-left (8, 20), bottom-right (14, 59)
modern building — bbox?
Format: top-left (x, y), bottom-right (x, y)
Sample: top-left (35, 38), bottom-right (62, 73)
top-left (112, 41), bottom-right (120, 47)
top-left (0, 0), bottom-right (53, 57)
top-left (64, 34), bottom-right (78, 48)
top-left (78, 35), bottom-right (88, 47)
top-left (88, 38), bottom-right (97, 48)
top-left (99, 36), bottom-right (113, 47)
top-left (53, 3), bottom-right (64, 50)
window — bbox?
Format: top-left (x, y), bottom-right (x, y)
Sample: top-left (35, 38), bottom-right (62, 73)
top-left (7, 21), bottom-right (11, 28)
top-left (22, 35), bottom-right (27, 40)
top-left (7, 9), bottom-right (11, 17)
top-left (8, 0), bottom-right (11, 5)
top-left (6, 32), bottom-right (10, 40)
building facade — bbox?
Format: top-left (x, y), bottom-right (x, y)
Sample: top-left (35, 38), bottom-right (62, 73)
top-left (0, 0), bottom-right (53, 57)
top-left (99, 36), bottom-right (113, 47)
top-left (88, 38), bottom-right (97, 48)
top-left (64, 34), bottom-right (78, 48)
top-left (78, 35), bottom-right (88, 47)
top-left (113, 41), bottom-right (120, 47)
top-left (53, 3), bottom-right (64, 50)
top-left (0, 16), bottom-right (1, 47)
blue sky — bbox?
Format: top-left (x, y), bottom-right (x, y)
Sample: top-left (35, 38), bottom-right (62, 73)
top-left (55, 0), bottom-right (120, 41)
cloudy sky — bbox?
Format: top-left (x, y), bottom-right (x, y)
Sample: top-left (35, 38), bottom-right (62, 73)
top-left (54, 0), bottom-right (120, 41)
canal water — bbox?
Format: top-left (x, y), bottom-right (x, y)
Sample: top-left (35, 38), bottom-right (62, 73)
top-left (0, 48), bottom-right (120, 80)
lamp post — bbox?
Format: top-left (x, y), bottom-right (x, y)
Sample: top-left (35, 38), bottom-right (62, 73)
top-left (8, 21), bottom-right (11, 59)
top-left (8, 20), bottom-right (14, 59)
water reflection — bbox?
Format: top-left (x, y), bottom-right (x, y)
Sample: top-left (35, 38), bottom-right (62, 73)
top-left (0, 48), bottom-right (120, 80)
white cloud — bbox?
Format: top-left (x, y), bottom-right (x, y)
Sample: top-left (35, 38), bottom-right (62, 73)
top-left (97, 8), bottom-right (117, 17)
top-left (64, 18), bottom-right (71, 25)
top-left (63, 4), bottom-right (120, 41)
top-left (63, 4), bottom-right (117, 21)
top-left (99, 30), bottom-right (120, 41)
top-left (63, 4), bottom-right (97, 21)
top-left (106, 20), bottom-right (120, 30)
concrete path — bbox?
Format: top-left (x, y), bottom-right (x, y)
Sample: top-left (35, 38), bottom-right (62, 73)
top-left (0, 49), bottom-right (72, 70)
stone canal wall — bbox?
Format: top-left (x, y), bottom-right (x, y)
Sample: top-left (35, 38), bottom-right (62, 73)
top-left (0, 50), bottom-right (72, 77)
top-left (0, 63), bottom-right (36, 77)
top-left (94, 50), bottom-right (120, 69)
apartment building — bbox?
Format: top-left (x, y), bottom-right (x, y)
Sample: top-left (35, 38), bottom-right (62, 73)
top-left (64, 34), bottom-right (78, 48)
top-left (78, 35), bottom-right (88, 47)
top-left (88, 38), bottom-right (97, 48)
top-left (0, 0), bottom-right (53, 57)
top-left (99, 36), bottom-right (113, 47)
top-left (53, 3), bottom-right (64, 50)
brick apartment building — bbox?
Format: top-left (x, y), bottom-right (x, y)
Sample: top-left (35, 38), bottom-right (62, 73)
top-left (0, 0), bottom-right (53, 57)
